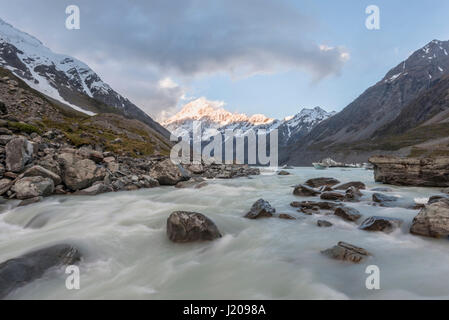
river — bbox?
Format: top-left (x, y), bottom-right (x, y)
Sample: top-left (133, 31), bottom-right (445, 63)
top-left (1, 167), bottom-right (448, 299)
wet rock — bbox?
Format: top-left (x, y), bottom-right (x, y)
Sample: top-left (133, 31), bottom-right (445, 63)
top-left (371, 187), bottom-right (393, 192)
top-left (293, 184), bottom-right (320, 197)
top-left (151, 159), bottom-right (191, 186)
top-left (279, 213), bottom-right (296, 220)
top-left (11, 176), bottom-right (54, 200)
top-left (23, 165), bottom-right (62, 185)
top-left (0, 244), bottom-right (82, 299)
top-left (344, 187), bottom-right (363, 202)
top-left (320, 191), bottom-right (345, 201)
top-left (321, 241), bottom-right (371, 263)
top-left (334, 181), bottom-right (366, 190)
top-left (5, 136), bottom-right (33, 172)
top-left (305, 177), bottom-right (340, 188)
top-left (244, 199), bottom-right (275, 219)
top-left (57, 153), bottom-right (106, 191)
top-left (428, 195), bottom-right (449, 205)
top-left (369, 155), bottom-right (449, 187)
top-left (317, 220), bottom-right (333, 227)
top-left (277, 170), bottom-right (290, 176)
top-left (166, 211), bottom-right (222, 242)
top-left (359, 216), bottom-right (403, 233)
top-left (410, 201), bottom-right (449, 238)
top-left (334, 207), bottom-right (362, 222)
top-left (318, 185), bottom-right (333, 192)
top-left (372, 193), bottom-right (398, 206)
top-left (18, 196), bottom-right (43, 207)
top-left (442, 188), bottom-right (449, 194)
top-left (290, 201), bottom-right (339, 210)
top-left (175, 177), bottom-right (206, 189)
top-left (75, 183), bottom-right (113, 196)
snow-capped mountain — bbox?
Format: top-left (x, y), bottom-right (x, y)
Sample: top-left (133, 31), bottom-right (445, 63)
top-left (163, 97), bottom-right (335, 144)
top-left (0, 17), bottom-right (169, 138)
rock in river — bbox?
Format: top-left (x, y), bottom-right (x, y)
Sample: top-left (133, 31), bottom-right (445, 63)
top-left (245, 199), bottom-right (276, 219)
top-left (167, 211), bottom-right (222, 242)
top-left (151, 158), bottom-right (191, 186)
top-left (0, 244), bottom-right (81, 299)
top-left (321, 241), bottom-right (371, 263)
top-left (334, 207), bottom-right (362, 222)
top-left (410, 201), bottom-right (449, 238)
top-left (293, 184), bottom-right (320, 197)
top-left (359, 216), bottom-right (403, 233)
top-left (305, 177), bottom-right (340, 188)
top-left (320, 191), bottom-right (345, 201)
top-left (317, 220), bottom-right (333, 227)
top-left (334, 181), bottom-right (366, 190)
top-left (372, 193), bottom-right (398, 205)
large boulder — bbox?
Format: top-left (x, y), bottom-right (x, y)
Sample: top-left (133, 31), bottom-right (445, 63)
top-left (293, 184), bottom-right (320, 197)
top-left (151, 159), bottom-right (191, 185)
top-left (305, 177), bottom-right (340, 188)
top-left (369, 155), bottom-right (449, 187)
top-left (0, 244), bottom-right (81, 299)
top-left (244, 199), bottom-right (276, 219)
top-left (410, 201), bottom-right (449, 238)
top-left (167, 211), bottom-right (222, 242)
top-left (334, 206), bottom-right (362, 222)
top-left (321, 241), bottom-right (371, 263)
top-left (57, 153), bottom-right (106, 191)
top-left (359, 216), bottom-right (403, 233)
top-left (5, 137), bottom-right (33, 172)
top-left (23, 165), bottom-right (62, 185)
top-left (11, 176), bottom-right (54, 200)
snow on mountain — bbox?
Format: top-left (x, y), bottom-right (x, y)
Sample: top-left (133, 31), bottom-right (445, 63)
top-left (0, 17), bottom-right (170, 138)
top-left (163, 97), bottom-right (335, 144)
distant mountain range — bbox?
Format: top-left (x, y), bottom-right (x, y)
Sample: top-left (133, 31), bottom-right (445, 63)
top-left (282, 39), bottom-right (449, 165)
top-left (163, 97), bottom-right (336, 146)
top-left (0, 17), bottom-right (169, 138)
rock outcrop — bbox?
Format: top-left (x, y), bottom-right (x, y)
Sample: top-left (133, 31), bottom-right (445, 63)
top-left (410, 201), bottom-right (449, 238)
top-left (166, 211), bottom-right (222, 242)
top-left (0, 244), bottom-right (81, 299)
top-left (369, 156), bottom-right (449, 187)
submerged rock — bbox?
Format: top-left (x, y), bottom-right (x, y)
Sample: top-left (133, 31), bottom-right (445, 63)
top-left (334, 207), bottom-right (362, 222)
top-left (410, 201), bottom-right (449, 238)
top-left (321, 241), bottom-right (370, 263)
top-left (244, 199), bottom-right (275, 219)
top-left (277, 170), bottom-right (290, 176)
top-left (0, 244), bottom-right (82, 299)
top-left (334, 181), bottom-right (366, 190)
top-left (371, 187), bottom-right (393, 192)
top-left (290, 201), bottom-right (339, 210)
top-left (293, 184), bottom-right (320, 197)
top-left (279, 213), bottom-right (296, 220)
top-left (305, 177), bottom-right (340, 188)
top-left (372, 193), bottom-right (398, 205)
top-left (166, 211), bottom-right (222, 242)
top-left (359, 216), bottom-right (403, 233)
top-left (18, 196), bottom-right (43, 207)
top-left (317, 220), bottom-right (333, 227)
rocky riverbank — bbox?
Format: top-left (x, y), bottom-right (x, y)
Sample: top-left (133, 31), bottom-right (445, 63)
top-left (369, 155), bottom-right (449, 187)
top-left (0, 131), bottom-right (260, 206)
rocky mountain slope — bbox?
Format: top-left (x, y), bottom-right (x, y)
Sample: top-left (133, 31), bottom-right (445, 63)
top-left (283, 39), bottom-right (449, 165)
top-left (0, 17), bottom-right (170, 139)
top-left (163, 98), bottom-right (335, 146)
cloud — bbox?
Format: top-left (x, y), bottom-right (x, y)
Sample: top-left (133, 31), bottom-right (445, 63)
top-left (0, 0), bottom-right (349, 117)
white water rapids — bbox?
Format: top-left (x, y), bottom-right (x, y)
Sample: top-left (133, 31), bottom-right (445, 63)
top-left (1, 167), bottom-right (449, 300)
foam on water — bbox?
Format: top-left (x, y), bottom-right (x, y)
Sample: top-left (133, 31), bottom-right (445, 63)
top-left (1, 168), bottom-right (448, 299)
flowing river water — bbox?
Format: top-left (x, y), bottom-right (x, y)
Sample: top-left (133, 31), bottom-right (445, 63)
top-left (1, 167), bottom-right (449, 299)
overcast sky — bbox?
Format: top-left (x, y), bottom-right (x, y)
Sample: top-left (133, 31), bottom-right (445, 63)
top-left (1, 0), bottom-right (449, 120)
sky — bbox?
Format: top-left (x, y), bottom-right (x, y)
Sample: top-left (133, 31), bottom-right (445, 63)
top-left (1, 0), bottom-right (449, 121)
